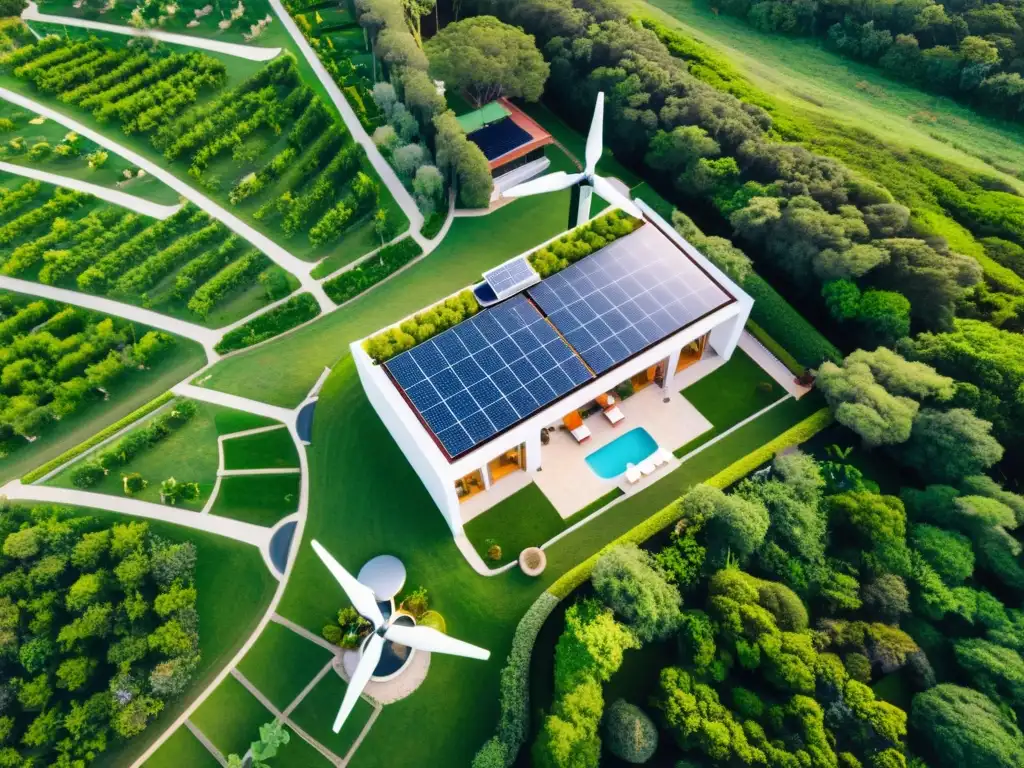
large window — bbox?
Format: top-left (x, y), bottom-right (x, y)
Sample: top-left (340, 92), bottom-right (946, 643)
top-left (488, 443), bottom-right (525, 484)
top-left (676, 334), bottom-right (709, 372)
top-left (455, 469), bottom-right (486, 502)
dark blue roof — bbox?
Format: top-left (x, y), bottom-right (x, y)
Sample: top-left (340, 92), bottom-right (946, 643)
top-left (467, 118), bottom-right (532, 162)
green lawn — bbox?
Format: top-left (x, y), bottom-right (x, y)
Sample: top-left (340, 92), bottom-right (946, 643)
top-left (212, 409), bottom-right (280, 435)
top-left (287, 672), bottom-right (374, 759)
top-left (222, 427), bottom-right (300, 470)
top-left (191, 675), bottom-right (275, 758)
top-left (0, 335), bottom-right (206, 486)
top-left (635, 0), bottom-right (1024, 191)
top-left (143, 726), bottom-right (221, 768)
top-left (209, 474), bottom-right (301, 527)
top-left (274, 731), bottom-right (335, 768)
top-left (46, 401), bottom-right (273, 511)
top-left (198, 149), bottom-right (584, 407)
top-left (269, 357), bottom-right (825, 767)
top-left (673, 348), bottom-right (787, 457)
top-left (237, 621), bottom-right (335, 711)
top-left (465, 483), bottom-right (565, 566)
top-left (83, 510), bottom-right (277, 768)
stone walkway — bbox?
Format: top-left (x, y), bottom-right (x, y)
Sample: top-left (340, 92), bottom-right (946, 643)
top-left (0, 275), bottom-right (221, 362)
top-left (184, 720), bottom-right (229, 768)
top-left (0, 86), bottom-right (333, 313)
top-left (739, 330), bottom-right (812, 399)
top-left (173, 382), bottom-right (295, 424)
top-left (266, 0), bottom-right (424, 241)
top-left (1, 480), bottom-right (273, 548)
top-left (22, 2), bottom-right (283, 61)
top-left (0, 160), bottom-right (182, 218)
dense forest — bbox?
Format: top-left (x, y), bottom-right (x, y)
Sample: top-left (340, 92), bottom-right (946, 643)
top-left (708, 0), bottom-right (1024, 121)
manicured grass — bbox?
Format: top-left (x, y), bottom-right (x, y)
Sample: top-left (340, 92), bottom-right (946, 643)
top-left (274, 732), bottom-right (335, 768)
top-left (634, 0), bottom-right (1024, 193)
top-left (271, 358), bottom-right (823, 767)
top-left (0, 336), bottom-right (206, 486)
top-left (199, 150), bottom-right (582, 407)
top-left (191, 675), bottom-right (274, 758)
top-left (673, 349), bottom-right (786, 457)
top-left (567, 488), bottom-right (626, 523)
top-left (288, 672), bottom-right (374, 759)
top-left (84, 509), bottom-right (276, 768)
top-left (46, 401), bottom-right (268, 510)
top-left (143, 726), bottom-right (221, 768)
top-left (212, 409), bottom-right (280, 436)
top-left (237, 621), bottom-right (334, 711)
top-left (222, 427), bottom-right (299, 470)
top-left (209, 474), bottom-right (300, 527)
top-left (465, 483), bottom-right (565, 566)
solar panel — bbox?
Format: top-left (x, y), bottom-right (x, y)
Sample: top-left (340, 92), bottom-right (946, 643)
top-left (384, 295), bottom-right (594, 459)
top-left (527, 225), bottom-right (732, 374)
top-left (483, 256), bottom-right (539, 300)
top-left (466, 118), bottom-right (533, 161)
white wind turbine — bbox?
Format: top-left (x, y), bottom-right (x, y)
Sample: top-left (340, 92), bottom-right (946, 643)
top-left (310, 540), bottom-right (490, 732)
top-left (502, 92), bottom-right (643, 228)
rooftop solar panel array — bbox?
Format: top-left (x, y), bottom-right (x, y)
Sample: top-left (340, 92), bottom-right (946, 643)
top-left (526, 226), bottom-right (732, 375)
top-left (384, 295), bottom-right (594, 459)
top-left (483, 256), bottom-right (538, 300)
top-left (467, 118), bottom-right (533, 161)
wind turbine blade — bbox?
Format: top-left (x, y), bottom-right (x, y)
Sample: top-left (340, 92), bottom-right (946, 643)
top-left (333, 633), bottom-right (384, 732)
top-left (384, 623), bottom-right (490, 660)
top-left (310, 540), bottom-right (383, 627)
top-left (502, 171), bottom-right (581, 199)
top-left (584, 92), bottom-right (605, 176)
top-left (593, 175), bottom-right (643, 219)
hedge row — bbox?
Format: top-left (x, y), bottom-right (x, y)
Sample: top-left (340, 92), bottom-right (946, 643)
top-left (548, 406), bottom-right (834, 600)
top-left (20, 392), bottom-right (175, 484)
top-left (474, 406), bottom-right (834, 768)
top-left (215, 293), bottom-right (321, 353)
top-left (362, 289), bottom-right (479, 364)
top-left (322, 236), bottom-right (422, 305)
top-left (743, 272), bottom-right (842, 369)
top-left (745, 319), bottom-right (804, 376)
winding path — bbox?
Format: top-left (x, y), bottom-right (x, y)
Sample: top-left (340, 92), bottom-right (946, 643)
top-left (0, 86), bottom-right (334, 313)
top-left (22, 2), bottom-right (283, 61)
top-left (1, 480), bottom-right (273, 548)
top-left (0, 275), bottom-right (221, 362)
top-left (0, 160), bottom-right (182, 218)
top-left (265, 0), bottom-right (424, 242)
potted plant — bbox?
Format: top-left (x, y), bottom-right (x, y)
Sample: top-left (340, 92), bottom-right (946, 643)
top-left (519, 547), bottom-right (546, 576)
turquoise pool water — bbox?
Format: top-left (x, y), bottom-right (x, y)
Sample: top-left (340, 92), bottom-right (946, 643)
top-left (585, 427), bottom-right (659, 479)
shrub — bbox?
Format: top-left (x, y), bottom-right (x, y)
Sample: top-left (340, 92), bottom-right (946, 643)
top-left (528, 211), bottom-right (643, 277)
top-left (603, 699), bottom-right (658, 763)
top-left (845, 652), bottom-right (873, 683)
top-left (363, 289), bottom-right (478, 363)
top-left (215, 294), bottom-right (320, 353)
top-left (732, 687), bottom-right (765, 719)
top-left (324, 237), bottom-right (423, 305)
top-left (592, 544), bottom-right (682, 642)
top-left (743, 272), bottom-right (842, 368)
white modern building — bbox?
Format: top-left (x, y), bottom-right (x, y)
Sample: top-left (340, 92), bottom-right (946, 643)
top-left (352, 201), bottom-right (754, 537)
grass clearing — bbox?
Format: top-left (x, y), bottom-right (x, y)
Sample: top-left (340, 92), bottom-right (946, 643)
top-left (288, 671), bottom-right (373, 758)
top-left (191, 675), bottom-right (275, 758)
top-left (222, 426), bottom-right (299, 470)
top-left (634, 0), bottom-right (1024, 189)
top-left (46, 401), bottom-right (275, 511)
top-left (465, 483), bottom-right (564, 566)
top-left (199, 149), bottom-right (583, 407)
top-left (238, 621), bottom-right (334, 711)
top-left (209, 474), bottom-right (301, 527)
top-left (143, 726), bottom-right (221, 768)
top-left (0, 335), bottom-right (206, 486)
top-left (673, 349), bottom-right (786, 457)
top-left (274, 732), bottom-right (335, 767)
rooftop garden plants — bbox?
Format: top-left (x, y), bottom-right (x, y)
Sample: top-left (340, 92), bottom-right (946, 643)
top-left (362, 287), bottom-right (478, 363)
top-left (527, 210), bottom-right (642, 278)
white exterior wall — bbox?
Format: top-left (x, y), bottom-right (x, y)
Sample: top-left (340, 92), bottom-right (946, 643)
top-left (353, 201), bottom-right (754, 538)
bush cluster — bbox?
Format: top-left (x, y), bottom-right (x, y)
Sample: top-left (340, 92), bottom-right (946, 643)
top-left (215, 293), bottom-right (321, 353)
top-left (323, 236), bottom-right (423, 305)
top-left (363, 289), bottom-right (479, 363)
top-left (528, 211), bottom-right (643, 277)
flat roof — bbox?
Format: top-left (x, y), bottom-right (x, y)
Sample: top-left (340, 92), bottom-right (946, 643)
top-left (383, 221), bottom-right (735, 461)
top-left (467, 118), bottom-right (533, 162)
top-left (455, 101), bottom-right (510, 133)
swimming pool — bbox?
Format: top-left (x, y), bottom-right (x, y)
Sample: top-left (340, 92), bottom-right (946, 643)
top-left (585, 427), bottom-right (659, 479)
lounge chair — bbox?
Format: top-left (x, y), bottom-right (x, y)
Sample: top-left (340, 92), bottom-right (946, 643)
top-left (638, 458), bottom-right (657, 476)
top-left (595, 393), bottom-right (625, 426)
top-left (625, 463), bottom-right (642, 484)
top-left (562, 412), bottom-right (591, 443)
top-left (651, 450), bottom-right (668, 468)
top-left (654, 448), bottom-right (674, 466)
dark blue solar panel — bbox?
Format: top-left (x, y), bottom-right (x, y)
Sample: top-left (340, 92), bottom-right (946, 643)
top-left (384, 294), bottom-right (595, 459)
top-left (527, 225), bottom-right (731, 374)
top-left (466, 118), bottom-right (532, 161)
